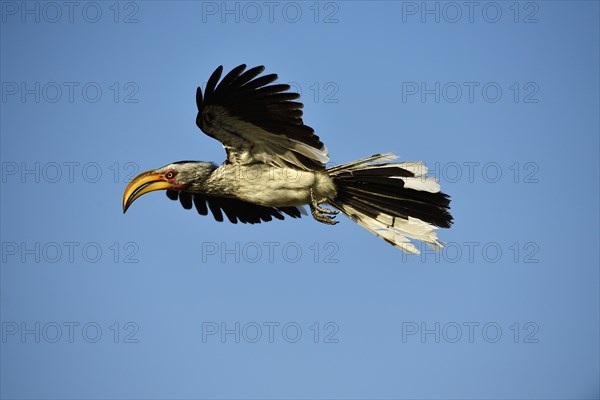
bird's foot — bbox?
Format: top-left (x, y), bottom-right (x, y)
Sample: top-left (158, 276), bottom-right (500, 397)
top-left (314, 204), bottom-right (338, 215)
top-left (310, 189), bottom-right (339, 225)
top-left (311, 207), bottom-right (339, 225)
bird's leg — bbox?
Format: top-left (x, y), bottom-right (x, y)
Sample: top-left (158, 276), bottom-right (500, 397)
top-left (310, 188), bottom-right (339, 225)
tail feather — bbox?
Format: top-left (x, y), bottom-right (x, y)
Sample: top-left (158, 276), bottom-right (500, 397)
top-left (327, 154), bottom-right (453, 254)
top-left (326, 153), bottom-right (398, 173)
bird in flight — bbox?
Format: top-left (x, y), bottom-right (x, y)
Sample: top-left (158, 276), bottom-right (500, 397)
top-left (123, 64), bottom-right (453, 254)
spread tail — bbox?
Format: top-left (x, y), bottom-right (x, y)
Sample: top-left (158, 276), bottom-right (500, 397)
top-left (327, 153), bottom-right (453, 254)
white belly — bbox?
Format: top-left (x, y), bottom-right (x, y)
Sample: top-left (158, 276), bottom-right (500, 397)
top-left (206, 164), bottom-right (318, 207)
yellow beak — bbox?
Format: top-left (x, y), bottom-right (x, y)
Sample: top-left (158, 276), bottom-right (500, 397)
top-left (122, 170), bottom-right (173, 213)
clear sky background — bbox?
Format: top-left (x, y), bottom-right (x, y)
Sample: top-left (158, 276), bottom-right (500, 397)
top-left (1, 1), bottom-right (599, 399)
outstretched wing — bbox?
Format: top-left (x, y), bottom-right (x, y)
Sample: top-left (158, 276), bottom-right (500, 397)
top-left (196, 64), bottom-right (329, 171)
top-left (166, 190), bottom-right (304, 224)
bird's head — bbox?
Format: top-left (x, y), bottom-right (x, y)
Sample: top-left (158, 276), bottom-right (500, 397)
top-left (122, 161), bottom-right (216, 213)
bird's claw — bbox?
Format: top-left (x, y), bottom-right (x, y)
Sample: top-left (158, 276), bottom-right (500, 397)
top-left (310, 188), bottom-right (339, 225)
top-left (311, 208), bottom-right (339, 225)
top-left (315, 204), bottom-right (338, 215)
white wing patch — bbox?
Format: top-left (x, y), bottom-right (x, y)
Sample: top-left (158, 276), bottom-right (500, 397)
top-left (203, 105), bottom-right (329, 170)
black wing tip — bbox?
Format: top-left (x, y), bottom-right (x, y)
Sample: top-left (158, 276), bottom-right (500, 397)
top-left (204, 65), bottom-right (224, 98)
top-left (209, 65), bottom-right (224, 81)
top-left (166, 190), bottom-right (307, 225)
top-left (278, 207), bottom-right (302, 219)
top-left (166, 190), bottom-right (179, 201)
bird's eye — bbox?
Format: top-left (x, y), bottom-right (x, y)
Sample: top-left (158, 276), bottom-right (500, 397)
top-left (165, 171), bottom-right (175, 179)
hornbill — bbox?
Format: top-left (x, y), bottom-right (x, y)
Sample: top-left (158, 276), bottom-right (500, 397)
top-left (123, 64), bottom-right (453, 254)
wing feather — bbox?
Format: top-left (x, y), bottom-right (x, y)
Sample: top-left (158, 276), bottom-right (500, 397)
top-left (196, 64), bottom-right (329, 170)
top-left (203, 65), bottom-right (223, 101)
top-left (165, 190), bottom-right (303, 224)
top-left (232, 65), bottom-right (266, 88)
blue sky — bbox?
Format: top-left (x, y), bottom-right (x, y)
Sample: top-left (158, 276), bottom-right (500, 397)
top-left (1, 1), bottom-right (599, 399)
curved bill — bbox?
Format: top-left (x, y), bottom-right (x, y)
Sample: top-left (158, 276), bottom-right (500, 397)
top-left (122, 170), bottom-right (172, 213)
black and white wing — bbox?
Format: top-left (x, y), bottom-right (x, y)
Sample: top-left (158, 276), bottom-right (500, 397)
top-left (196, 64), bottom-right (329, 171)
top-left (165, 190), bottom-right (304, 224)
